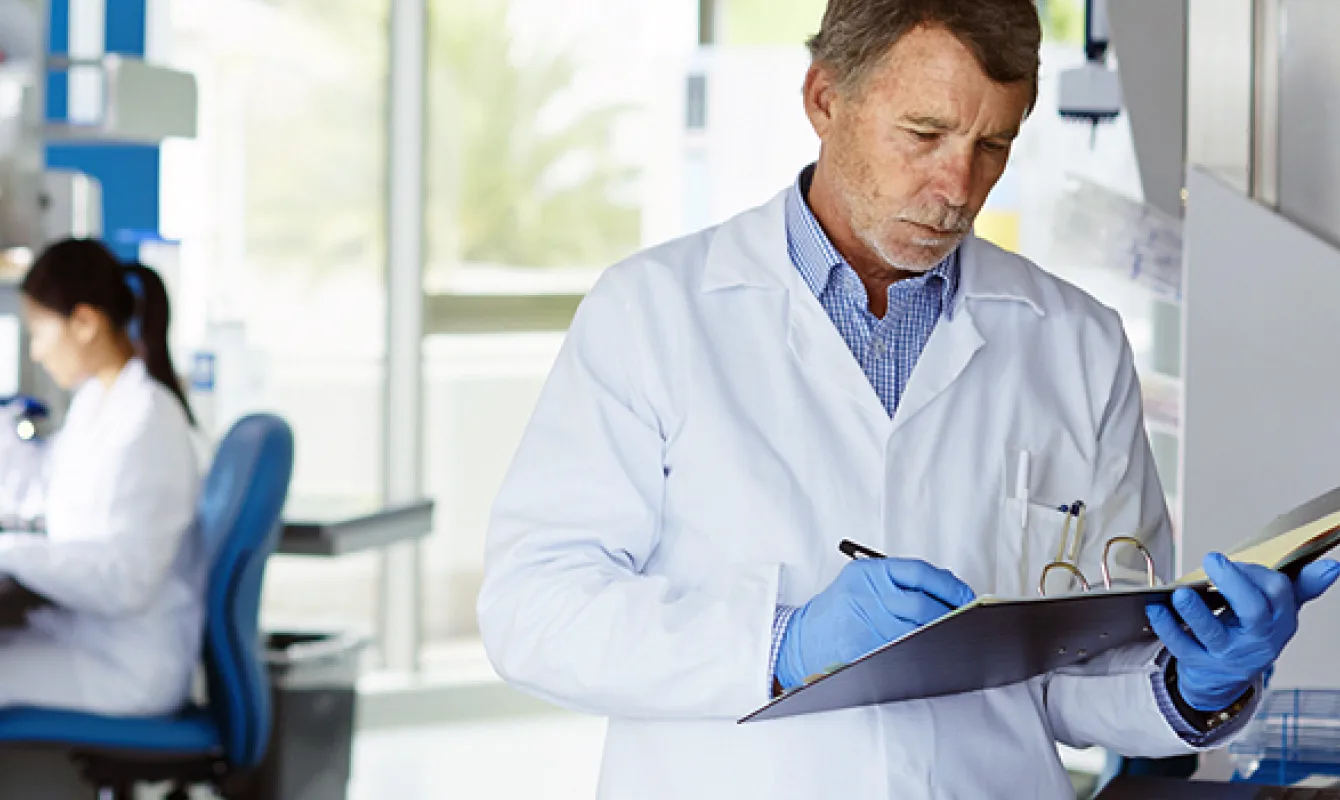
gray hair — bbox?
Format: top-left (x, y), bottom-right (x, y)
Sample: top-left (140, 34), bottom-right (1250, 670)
top-left (807, 0), bottom-right (1042, 110)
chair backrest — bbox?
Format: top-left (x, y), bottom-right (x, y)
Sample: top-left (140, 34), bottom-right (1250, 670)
top-left (196, 414), bottom-right (294, 769)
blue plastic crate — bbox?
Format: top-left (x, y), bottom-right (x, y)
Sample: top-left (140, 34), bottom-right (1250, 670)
top-left (1230, 689), bottom-right (1340, 784)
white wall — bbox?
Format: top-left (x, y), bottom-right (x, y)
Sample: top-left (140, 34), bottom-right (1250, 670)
top-left (1180, 167), bottom-right (1340, 688)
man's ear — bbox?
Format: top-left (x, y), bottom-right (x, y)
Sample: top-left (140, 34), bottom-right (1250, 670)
top-left (803, 62), bottom-right (843, 141)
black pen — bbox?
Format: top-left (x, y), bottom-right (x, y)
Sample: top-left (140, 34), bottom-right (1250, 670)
top-left (839, 539), bottom-right (886, 560)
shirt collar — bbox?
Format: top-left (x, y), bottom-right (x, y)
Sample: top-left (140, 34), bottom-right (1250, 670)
top-left (784, 164), bottom-right (960, 319)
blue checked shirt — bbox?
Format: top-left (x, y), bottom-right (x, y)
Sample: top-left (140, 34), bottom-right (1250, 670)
top-left (767, 166), bottom-right (1242, 746)
top-left (784, 169), bottom-right (959, 417)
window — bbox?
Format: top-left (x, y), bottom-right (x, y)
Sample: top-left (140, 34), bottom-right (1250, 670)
top-left (419, 0), bottom-right (699, 651)
top-left (164, 0), bottom-right (390, 635)
top-left (418, 0), bottom-right (829, 654)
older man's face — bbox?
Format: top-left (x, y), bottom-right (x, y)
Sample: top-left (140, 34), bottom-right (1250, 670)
top-left (809, 25), bottom-right (1033, 272)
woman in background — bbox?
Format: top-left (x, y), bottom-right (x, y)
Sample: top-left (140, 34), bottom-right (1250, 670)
top-left (0, 238), bottom-right (203, 715)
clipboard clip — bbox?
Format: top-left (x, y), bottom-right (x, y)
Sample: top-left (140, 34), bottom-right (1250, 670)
top-left (1037, 501), bottom-right (1158, 596)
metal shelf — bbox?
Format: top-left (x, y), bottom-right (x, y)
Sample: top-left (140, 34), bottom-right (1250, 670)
top-left (45, 55), bottom-right (196, 144)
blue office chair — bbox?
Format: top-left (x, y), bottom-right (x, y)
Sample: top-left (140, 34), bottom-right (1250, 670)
top-left (0, 413), bottom-right (295, 799)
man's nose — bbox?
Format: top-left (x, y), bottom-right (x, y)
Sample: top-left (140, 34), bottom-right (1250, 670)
top-left (929, 146), bottom-right (975, 209)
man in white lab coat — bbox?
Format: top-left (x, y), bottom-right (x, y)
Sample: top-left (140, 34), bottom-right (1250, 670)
top-left (478, 1), bottom-right (1340, 797)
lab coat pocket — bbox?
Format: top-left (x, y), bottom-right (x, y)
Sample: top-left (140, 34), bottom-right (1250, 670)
top-left (996, 497), bottom-right (1081, 598)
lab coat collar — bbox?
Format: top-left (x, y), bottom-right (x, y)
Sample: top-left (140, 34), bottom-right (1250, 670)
top-left (698, 188), bottom-right (1047, 434)
top-left (118, 357), bottom-right (148, 386)
top-left (700, 188), bottom-right (1048, 320)
top-left (72, 357), bottom-right (149, 407)
top-left (64, 358), bottom-right (150, 440)
top-left (955, 234), bottom-right (1047, 318)
top-left (699, 191), bottom-right (794, 294)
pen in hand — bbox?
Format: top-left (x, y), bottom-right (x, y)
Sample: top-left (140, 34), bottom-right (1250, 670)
top-left (837, 538), bottom-right (975, 611)
top-left (839, 538), bottom-right (887, 561)
top-left (777, 538), bottom-right (975, 691)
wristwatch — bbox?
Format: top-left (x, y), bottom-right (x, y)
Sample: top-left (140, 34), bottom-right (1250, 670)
top-left (1164, 658), bottom-right (1256, 734)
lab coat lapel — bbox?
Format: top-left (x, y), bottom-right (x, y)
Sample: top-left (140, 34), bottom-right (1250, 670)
top-left (890, 305), bottom-right (984, 435)
top-left (889, 234), bottom-right (1046, 435)
top-left (700, 190), bottom-right (890, 431)
top-left (784, 292), bottom-right (889, 427)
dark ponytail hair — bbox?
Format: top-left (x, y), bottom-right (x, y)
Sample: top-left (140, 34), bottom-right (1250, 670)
top-left (21, 238), bottom-right (195, 426)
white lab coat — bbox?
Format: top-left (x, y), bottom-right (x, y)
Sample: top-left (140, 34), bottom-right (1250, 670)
top-left (478, 191), bottom-right (1243, 800)
top-left (0, 359), bottom-right (202, 716)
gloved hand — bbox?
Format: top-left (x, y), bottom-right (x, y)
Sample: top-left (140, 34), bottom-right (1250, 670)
top-left (776, 558), bottom-right (975, 690)
top-left (1146, 553), bottom-right (1340, 711)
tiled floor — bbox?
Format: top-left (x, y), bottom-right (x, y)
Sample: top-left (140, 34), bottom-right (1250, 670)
top-left (349, 713), bottom-right (608, 800)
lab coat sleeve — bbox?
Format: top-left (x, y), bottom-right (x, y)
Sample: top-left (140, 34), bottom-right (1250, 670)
top-left (0, 415), bottom-right (197, 616)
top-left (477, 268), bottom-right (780, 720)
top-left (1041, 321), bottom-right (1249, 757)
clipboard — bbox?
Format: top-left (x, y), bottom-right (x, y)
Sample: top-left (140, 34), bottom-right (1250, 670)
top-left (740, 485), bottom-right (1340, 724)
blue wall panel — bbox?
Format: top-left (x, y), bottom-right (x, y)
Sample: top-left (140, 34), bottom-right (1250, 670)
top-left (45, 0), bottom-right (70, 121)
top-left (104, 0), bottom-right (147, 57)
top-left (46, 0), bottom-right (161, 260)
top-left (46, 143), bottom-right (161, 260)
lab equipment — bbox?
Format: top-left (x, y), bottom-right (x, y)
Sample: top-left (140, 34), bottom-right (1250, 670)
top-left (774, 551), bottom-right (974, 690)
top-left (39, 169), bottom-right (101, 242)
top-left (44, 55), bottom-right (197, 144)
top-left (1096, 775), bottom-right (1340, 799)
top-left (1050, 175), bottom-right (1185, 302)
top-left (0, 413), bottom-right (294, 800)
top-left (1057, 0), bottom-right (1122, 144)
top-left (4, 394), bottom-right (48, 434)
top-left (189, 321), bottom-right (266, 445)
top-left (1230, 689), bottom-right (1340, 786)
top-left (1058, 61), bottom-right (1122, 139)
top-left (0, 393), bottom-right (46, 531)
top-left (0, 3), bottom-right (201, 427)
top-left (0, 314), bottom-right (20, 399)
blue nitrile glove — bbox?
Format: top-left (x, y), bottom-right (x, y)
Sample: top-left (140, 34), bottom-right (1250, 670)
top-left (1146, 553), bottom-right (1340, 711)
top-left (776, 558), bottom-right (976, 690)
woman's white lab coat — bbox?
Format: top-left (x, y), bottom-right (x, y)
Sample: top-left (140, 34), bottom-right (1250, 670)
top-left (478, 191), bottom-right (1249, 800)
top-left (0, 358), bottom-right (202, 716)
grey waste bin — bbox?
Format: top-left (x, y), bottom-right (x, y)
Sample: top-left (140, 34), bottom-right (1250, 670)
top-left (252, 629), bottom-right (368, 800)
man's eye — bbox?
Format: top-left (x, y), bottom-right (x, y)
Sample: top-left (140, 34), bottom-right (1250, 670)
top-left (907, 129), bottom-right (939, 143)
